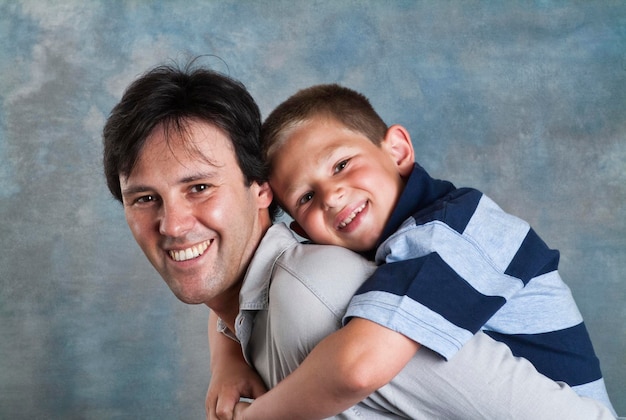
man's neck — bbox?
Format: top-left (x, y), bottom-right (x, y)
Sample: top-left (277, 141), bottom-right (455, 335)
top-left (209, 216), bottom-right (273, 333)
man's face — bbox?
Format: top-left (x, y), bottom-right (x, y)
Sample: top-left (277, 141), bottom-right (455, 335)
top-left (270, 117), bottom-right (405, 252)
top-left (120, 120), bottom-right (271, 306)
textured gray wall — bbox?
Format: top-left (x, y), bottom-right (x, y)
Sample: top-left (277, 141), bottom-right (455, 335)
top-left (1, 1), bottom-right (624, 418)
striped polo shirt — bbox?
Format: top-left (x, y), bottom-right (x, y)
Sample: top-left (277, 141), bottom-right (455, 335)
top-left (345, 163), bottom-right (614, 411)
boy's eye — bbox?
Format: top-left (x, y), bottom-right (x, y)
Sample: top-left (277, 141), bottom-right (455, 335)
top-left (299, 192), bottom-right (314, 205)
top-left (334, 159), bottom-right (349, 174)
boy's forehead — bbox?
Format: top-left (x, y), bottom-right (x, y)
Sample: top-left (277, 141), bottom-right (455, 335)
top-left (281, 116), bottom-right (369, 152)
top-left (273, 123), bottom-right (375, 182)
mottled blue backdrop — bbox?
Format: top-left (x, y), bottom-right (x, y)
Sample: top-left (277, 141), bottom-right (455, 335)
top-left (1, 1), bottom-right (624, 418)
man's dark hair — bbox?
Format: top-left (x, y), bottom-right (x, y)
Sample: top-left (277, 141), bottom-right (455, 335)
top-left (103, 62), bottom-right (279, 219)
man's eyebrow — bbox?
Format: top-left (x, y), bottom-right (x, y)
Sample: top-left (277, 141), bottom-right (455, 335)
top-left (121, 171), bottom-right (218, 196)
top-left (121, 185), bottom-right (152, 197)
top-left (179, 171), bottom-right (218, 184)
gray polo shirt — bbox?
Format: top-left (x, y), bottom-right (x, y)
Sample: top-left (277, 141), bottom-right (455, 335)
top-left (219, 223), bottom-right (614, 419)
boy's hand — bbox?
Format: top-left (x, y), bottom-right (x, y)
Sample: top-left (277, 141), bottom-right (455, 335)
top-left (205, 364), bottom-right (266, 420)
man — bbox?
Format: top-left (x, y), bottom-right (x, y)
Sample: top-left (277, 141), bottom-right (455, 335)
top-left (102, 63), bottom-right (615, 419)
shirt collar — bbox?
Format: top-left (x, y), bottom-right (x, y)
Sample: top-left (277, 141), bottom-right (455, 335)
top-left (377, 163), bottom-right (456, 246)
top-left (239, 223), bottom-right (299, 311)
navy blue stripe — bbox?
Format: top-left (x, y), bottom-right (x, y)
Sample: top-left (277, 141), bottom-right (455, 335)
top-left (411, 188), bottom-right (482, 235)
top-left (444, 188), bottom-right (482, 234)
top-left (356, 253), bottom-right (506, 333)
top-left (505, 228), bottom-right (560, 284)
top-left (379, 164), bottom-right (456, 244)
top-left (485, 323), bottom-right (602, 386)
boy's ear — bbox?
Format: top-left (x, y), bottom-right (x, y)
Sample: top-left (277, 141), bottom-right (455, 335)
top-left (289, 220), bottom-right (310, 240)
top-left (382, 124), bottom-right (415, 178)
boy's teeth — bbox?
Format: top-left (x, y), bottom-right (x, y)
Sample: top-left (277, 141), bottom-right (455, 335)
top-left (169, 240), bottom-right (211, 262)
top-left (339, 203), bottom-right (366, 228)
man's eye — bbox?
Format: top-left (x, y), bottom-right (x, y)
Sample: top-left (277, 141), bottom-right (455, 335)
top-left (190, 184), bottom-right (209, 193)
top-left (299, 192), bottom-right (314, 205)
top-left (135, 195), bottom-right (156, 204)
top-left (334, 159), bottom-right (348, 173)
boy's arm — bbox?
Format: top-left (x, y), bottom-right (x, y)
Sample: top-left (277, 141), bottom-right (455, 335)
top-left (235, 317), bottom-right (420, 420)
top-left (206, 311), bottom-right (267, 420)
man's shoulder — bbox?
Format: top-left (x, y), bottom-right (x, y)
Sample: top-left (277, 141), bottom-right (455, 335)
top-left (276, 239), bottom-right (375, 285)
top-left (268, 235), bottom-right (375, 319)
top-left (259, 223), bottom-right (375, 310)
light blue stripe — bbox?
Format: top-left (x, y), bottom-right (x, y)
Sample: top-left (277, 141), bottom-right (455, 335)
top-left (485, 271), bottom-right (583, 334)
top-left (381, 221), bottom-right (524, 298)
top-left (572, 378), bottom-right (618, 417)
top-left (345, 290), bottom-right (474, 360)
top-left (464, 195), bottom-right (530, 271)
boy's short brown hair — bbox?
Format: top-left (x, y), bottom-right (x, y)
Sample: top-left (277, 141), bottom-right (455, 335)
top-left (261, 84), bottom-right (388, 166)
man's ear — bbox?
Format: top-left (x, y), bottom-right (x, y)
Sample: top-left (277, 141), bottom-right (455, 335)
top-left (382, 124), bottom-right (415, 178)
top-left (289, 220), bottom-right (310, 240)
top-left (255, 181), bottom-right (274, 209)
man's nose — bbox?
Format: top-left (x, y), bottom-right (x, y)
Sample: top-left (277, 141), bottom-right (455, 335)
top-left (159, 201), bottom-right (194, 237)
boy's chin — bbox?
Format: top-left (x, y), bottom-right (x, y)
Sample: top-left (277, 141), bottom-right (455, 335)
top-left (348, 239), bottom-right (378, 253)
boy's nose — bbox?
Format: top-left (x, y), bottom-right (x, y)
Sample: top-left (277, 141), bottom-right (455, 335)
top-left (321, 185), bottom-right (344, 211)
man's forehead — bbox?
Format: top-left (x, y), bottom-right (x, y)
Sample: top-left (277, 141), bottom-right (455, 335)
top-left (143, 119), bottom-right (233, 165)
top-left (119, 120), bottom-right (240, 189)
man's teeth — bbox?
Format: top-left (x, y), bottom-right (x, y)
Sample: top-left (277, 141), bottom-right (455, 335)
top-left (169, 240), bottom-right (211, 262)
top-left (339, 203), bottom-right (366, 228)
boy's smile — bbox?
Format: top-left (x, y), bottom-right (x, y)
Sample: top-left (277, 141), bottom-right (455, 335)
top-left (269, 116), bottom-right (413, 252)
top-left (337, 200), bottom-right (367, 230)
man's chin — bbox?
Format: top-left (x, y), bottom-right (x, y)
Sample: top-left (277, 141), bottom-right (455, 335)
top-left (172, 290), bottom-right (206, 305)
top-left (165, 280), bottom-right (208, 305)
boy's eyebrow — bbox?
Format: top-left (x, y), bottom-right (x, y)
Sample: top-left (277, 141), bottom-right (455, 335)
top-left (320, 144), bottom-right (348, 159)
top-left (279, 147), bottom-right (346, 201)
top-left (281, 181), bottom-right (304, 200)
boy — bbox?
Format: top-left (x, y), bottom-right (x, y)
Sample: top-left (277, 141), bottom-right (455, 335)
top-left (231, 84), bottom-right (616, 418)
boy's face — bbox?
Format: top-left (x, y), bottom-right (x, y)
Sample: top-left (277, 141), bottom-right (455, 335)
top-left (270, 117), bottom-right (411, 252)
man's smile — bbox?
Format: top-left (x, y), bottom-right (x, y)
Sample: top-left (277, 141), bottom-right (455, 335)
top-left (168, 239), bottom-right (213, 262)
